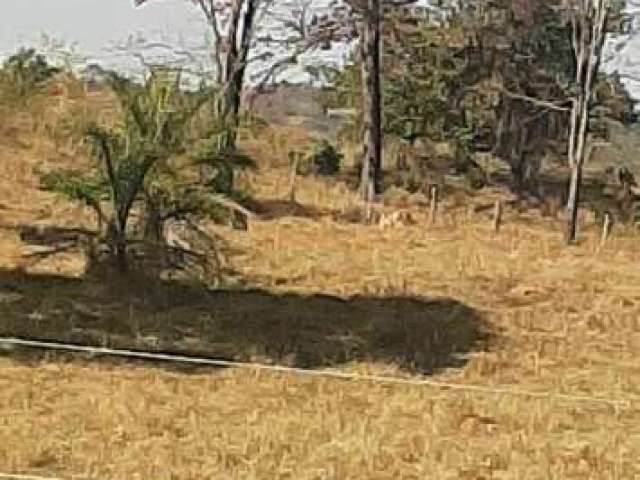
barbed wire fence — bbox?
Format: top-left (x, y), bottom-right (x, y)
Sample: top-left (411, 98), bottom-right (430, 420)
top-left (0, 336), bottom-right (637, 409)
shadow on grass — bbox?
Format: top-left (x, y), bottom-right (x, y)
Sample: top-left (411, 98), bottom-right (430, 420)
top-left (486, 168), bottom-right (634, 221)
top-left (0, 267), bottom-right (492, 376)
top-left (246, 198), bottom-right (331, 221)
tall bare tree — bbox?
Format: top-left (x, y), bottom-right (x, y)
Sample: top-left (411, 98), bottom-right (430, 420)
top-left (564, 0), bottom-right (615, 243)
top-left (135, 0), bottom-right (417, 200)
top-left (135, 0), bottom-right (264, 150)
top-left (250, 1), bottom-right (357, 88)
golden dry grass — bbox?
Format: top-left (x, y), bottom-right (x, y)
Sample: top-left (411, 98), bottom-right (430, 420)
top-left (1, 86), bottom-right (640, 479)
top-left (2, 358), bottom-right (638, 479)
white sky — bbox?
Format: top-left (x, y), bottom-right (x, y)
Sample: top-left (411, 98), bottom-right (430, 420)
top-left (0, 0), bottom-right (202, 56)
top-left (0, 0), bottom-right (352, 84)
top-left (1, 0), bottom-right (639, 97)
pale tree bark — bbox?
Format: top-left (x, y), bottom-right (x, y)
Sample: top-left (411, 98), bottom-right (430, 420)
top-left (199, 0), bottom-right (261, 150)
top-left (565, 0), bottom-right (610, 244)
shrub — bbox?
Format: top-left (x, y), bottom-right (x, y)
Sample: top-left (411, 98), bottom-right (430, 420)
top-left (40, 67), bottom-right (252, 275)
top-left (0, 48), bottom-right (59, 101)
top-left (295, 139), bottom-right (343, 176)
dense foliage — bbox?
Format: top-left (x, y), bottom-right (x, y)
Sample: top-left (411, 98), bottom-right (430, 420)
top-left (322, 1), bottom-right (636, 196)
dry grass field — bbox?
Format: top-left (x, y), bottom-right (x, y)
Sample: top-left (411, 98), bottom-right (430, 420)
top-left (1, 84), bottom-right (640, 479)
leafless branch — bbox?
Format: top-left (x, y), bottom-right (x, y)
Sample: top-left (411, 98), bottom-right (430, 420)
top-left (501, 89), bottom-right (572, 112)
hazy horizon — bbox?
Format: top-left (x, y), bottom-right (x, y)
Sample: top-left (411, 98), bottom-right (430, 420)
top-left (1, 0), bottom-right (639, 96)
top-left (0, 0), bottom-right (351, 85)
top-left (1, 0), bottom-right (202, 55)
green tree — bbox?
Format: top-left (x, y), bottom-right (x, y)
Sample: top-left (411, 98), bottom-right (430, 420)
top-left (41, 67), bottom-right (252, 272)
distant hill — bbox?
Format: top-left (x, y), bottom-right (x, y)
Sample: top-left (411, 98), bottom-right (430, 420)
top-left (244, 83), bottom-right (347, 142)
top-left (591, 121), bottom-right (640, 174)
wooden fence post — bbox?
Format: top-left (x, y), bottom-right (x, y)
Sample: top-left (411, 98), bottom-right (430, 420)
top-left (288, 151), bottom-right (300, 204)
top-left (493, 199), bottom-right (503, 233)
top-left (430, 185), bottom-right (439, 225)
top-left (363, 179), bottom-right (375, 224)
top-left (601, 210), bottom-right (612, 245)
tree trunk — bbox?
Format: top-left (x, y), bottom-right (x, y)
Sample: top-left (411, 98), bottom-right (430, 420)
top-left (107, 220), bottom-right (128, 271)
top-left (564, 0), bottom-right (609, 244)
top-left (218, 2), bottom-right (242, 150)
top-left (142, 197), bottom-right (164, 242)
top-left (567, 96), bottom-right (582, 169)
top-left (359, 0), bottom-right (382, 201)
top-left (565, 94), bottom-right (587, 244)
top-left (566, 161), bottom-right (582, 244)
top-left (115, 235), bottom-right (128, 271)
top-left (220, 0), bottom-right (258, 152)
